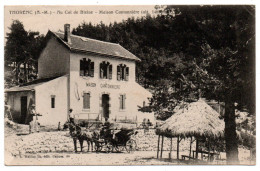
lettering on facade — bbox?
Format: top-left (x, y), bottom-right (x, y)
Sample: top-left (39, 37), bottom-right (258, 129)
top-left (86, 82), bottom-right (96, 87)
top-left (100, 83), bottom-right (120, 89)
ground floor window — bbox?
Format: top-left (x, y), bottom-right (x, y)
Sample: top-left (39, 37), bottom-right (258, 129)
top-left (119, 94), bottom-right (126, 110)
top-left (83, 93), bottom-right (90, 109)
top-left (51, 95), bottom-right (55, 108)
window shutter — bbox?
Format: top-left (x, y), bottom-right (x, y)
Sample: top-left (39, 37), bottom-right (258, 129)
top-left (90, 62), bottom-right (94, 77)
top-left (87, 61), bottom-right (91, 76)
top-left (86, 93), bottom-right (90, 109)
top-left (117, 65), bottom-right (121, 80)
top-left (123, 95), bottom-right (126, 109)
top-left (119, 95), bottom-right (123, 109)
top-left (126, 67), bottom-right (129, 81)
top-left (109, 64), bottom-right (112, 79)
top-left (100, 63), bottom-right (103, 78)
top-left (83, 93), bottom-right (90, 109)
top-left (120, 66), bottom-right (123, 80)
top-left (83, 58), bottom-right (87, 76)
top-left (80, 60), bottom-right (84, 76)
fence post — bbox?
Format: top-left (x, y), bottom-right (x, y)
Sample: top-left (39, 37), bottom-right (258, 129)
top-left (157, 135), bottom-right (160, 159)
top-left (160, 136), bottom-right (164, 158)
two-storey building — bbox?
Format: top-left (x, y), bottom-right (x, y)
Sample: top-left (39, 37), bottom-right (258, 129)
top-left (5, 24), bottom-right (154, 127)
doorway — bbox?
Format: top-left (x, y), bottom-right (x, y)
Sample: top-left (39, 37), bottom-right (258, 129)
top-left (20, 96), bottom-right (27, 124)
top-left (102, 94), bottom-right (110, 121)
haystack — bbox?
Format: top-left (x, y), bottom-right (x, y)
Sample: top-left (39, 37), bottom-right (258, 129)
top-left (156, 99), bottom-right (225, 139)
top-left (155, 99), bottom-right (225, 160)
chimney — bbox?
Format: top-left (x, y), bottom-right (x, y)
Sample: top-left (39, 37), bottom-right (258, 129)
top-left (64, 24), bottom-right (71, 44)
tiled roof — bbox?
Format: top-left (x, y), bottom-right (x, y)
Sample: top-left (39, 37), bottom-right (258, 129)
top-left (51, 31), bottom-right (141, 61)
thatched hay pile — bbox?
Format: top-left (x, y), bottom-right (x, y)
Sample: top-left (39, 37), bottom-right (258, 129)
top-left (156, 99), bottom-right (225, 139)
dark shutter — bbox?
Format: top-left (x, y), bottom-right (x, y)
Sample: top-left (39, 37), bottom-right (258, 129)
top-left (80, 60), bottom-right (84, 76)
top-left (120, 95), bottom-right (123, 109)
top-left (109, 64), bottom-right (112, 79)
top-left (126, 67), bottom-right (129, 81)
top-left (119, 95), bottom-right (126, 110)
top-left (117, 65), bottom-right (121, 80)
top-left (120, 66), bottom-right (123, 80)
top-left (87, 61), bottom-right (91, 76)
top-left (121, 66), bottom-right (125, 80)
top-left (83, 93), bottom-right (90, 109)
top-left (90, 62), bottom-right (94, 77)
top-left (83, 58), bottom-right (87, 76)
top-left (123, 95), bottom-right (126, 109)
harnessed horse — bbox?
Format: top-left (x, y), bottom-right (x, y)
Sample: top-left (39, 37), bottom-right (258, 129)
top-left (68, 123), bottom-right (99, 152)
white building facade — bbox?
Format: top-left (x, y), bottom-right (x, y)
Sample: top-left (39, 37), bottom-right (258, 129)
top-left (6, 24), bottom-right (154, 127)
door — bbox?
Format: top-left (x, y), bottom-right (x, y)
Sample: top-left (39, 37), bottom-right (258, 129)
top-left (102, 94), bottom-right (109, 121)
top-left (20, 96), bottom-right (27, 124)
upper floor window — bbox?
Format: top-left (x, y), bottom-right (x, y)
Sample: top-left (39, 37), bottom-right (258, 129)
top-left (100, 61), bottom-right (112, 79)
top-left (117, 64), bottom-right (129, 81)
top-left (80, 58), bottom-right (94, 77)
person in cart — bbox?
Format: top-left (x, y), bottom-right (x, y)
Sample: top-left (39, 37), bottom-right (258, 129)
top-left (69, 109), bottom-right (75, 124)
top-left (100, 119), bottom-right (113, 140)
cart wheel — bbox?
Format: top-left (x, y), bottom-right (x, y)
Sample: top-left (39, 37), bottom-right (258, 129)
top-left (95, 143), bottom-right (102, 152)
top-left (125, 139), bottom-right (137, 153)
top-left (114, 146), bottom-right (123, 152)
top-left (105, 142), bottom-right (113, 153)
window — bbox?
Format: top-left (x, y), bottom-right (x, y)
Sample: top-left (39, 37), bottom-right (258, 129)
top-left (51, 96), bottom-right (55, 108)
top-left (80, 58), bottom-right (94, 77)
top-left (100, 61), bottom-right (112, 79)
top-left (117, 64), bottom-right (129, 81)
top-left (119, 94), bottom-right (126, 110)
top-left (83, 93), bottom-right (90, 109)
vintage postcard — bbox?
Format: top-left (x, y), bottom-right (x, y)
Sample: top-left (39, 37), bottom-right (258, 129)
top-left (4, 5), bottom-right (255, 165)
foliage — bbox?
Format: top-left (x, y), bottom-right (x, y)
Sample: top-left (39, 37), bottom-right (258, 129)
top-left (5, 20), bottom-right (45, 87)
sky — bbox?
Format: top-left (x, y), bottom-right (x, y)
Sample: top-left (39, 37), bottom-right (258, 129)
top-left (4, 5), bottom-right (157, 36)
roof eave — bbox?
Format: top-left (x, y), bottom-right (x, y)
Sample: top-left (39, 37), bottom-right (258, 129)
top-left (70, 48), bottom-right (141, 62)
top-left (5, 89), bottom-right (35, 93)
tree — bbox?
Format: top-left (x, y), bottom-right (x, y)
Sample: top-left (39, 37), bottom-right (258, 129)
top-left (161, 5), bottom-right (255, 163)
top-left (5, 20), bottom-right (45, 87)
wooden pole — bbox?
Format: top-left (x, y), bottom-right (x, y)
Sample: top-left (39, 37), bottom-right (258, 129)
top-left (196, 138), bottom-right (199, 159)
top-left (189, 137), bottom-right (193, 159)
top-left (157, 135), bottom-right (160, 159)
top-left (160, 136), bottom-right (164, 158)
top-left (169, 138), bottom-right (173, 159)
top-left (177, 136), bottom-right (180, 160)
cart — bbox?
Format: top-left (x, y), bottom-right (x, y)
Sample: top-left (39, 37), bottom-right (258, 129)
top-left (94, 128), bottom-right (138, 153)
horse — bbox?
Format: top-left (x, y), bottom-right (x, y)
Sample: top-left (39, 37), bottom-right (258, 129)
top-left (68, 123), bottom-right (100, 152)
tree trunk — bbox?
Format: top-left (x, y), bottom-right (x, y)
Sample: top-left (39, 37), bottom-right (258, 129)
top-left (177, 137), bottom-right (180, 160)
top-left (15, 62), bottom-right (19, 83)
top-left (224, 96), bottom-right (239, 164)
